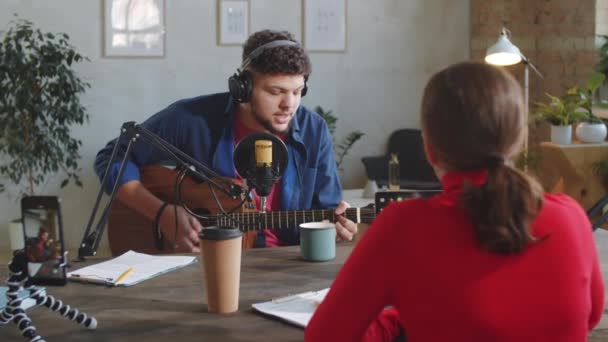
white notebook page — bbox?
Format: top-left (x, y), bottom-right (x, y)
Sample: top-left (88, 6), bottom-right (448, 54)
top-left (68, 250), bottom-right (197, 286)
top-left (252, 288), bottom-right (329, 328)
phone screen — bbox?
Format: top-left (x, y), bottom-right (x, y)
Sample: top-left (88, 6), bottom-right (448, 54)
top-left (22, 196), bottom-right (67, 286)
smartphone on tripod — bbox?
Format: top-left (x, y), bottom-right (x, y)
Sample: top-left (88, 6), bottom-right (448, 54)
top-left (21, 196), bottom-right (68, 286)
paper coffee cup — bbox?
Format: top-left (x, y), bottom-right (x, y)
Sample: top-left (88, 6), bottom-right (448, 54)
top-left (199, 227), bottom-right (242, 314)
top-left (299, 222), bottom-right (336, 262)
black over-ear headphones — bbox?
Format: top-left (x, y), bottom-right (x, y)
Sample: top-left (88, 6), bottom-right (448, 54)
top-left (228, 40), bottom-right (309, 103)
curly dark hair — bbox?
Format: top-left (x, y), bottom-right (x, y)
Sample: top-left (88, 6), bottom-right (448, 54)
top-left (242, 30), bottom-right (311, 76)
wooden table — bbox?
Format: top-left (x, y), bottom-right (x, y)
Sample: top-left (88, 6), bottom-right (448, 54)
top-left (3, 234), bottom-right (608, 342)
top-left (1, 244), bottom-right (354, 342)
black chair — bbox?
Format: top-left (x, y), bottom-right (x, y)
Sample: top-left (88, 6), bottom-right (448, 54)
top-left (361, 129), bottom-right (441, 190)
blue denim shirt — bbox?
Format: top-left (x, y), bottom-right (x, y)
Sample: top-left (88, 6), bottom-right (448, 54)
top-left (94, 92), bottom-right (342, 245)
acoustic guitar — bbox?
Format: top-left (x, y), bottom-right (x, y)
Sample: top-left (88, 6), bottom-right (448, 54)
top-left (107, 165), bottom-right (376, 256)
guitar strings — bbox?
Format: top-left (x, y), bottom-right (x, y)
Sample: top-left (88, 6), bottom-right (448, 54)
top-left (173, 168), bottom-right (377, 232)
top-left (175, 169), bottom-right (251, 230)
top-left (220, 207), bottom-right (377, 231)
top-left (206, 181), bottom-right (251, 229)
top-left (221, 208), bottom-right (378, 229)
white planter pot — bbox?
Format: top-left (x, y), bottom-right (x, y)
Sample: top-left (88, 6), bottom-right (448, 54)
top-left (550, 124), bottom-right (572, 145)
top-left (8, 220), bottom-right (24, 250)
top-left (575, 122), bottom-right (607, 143)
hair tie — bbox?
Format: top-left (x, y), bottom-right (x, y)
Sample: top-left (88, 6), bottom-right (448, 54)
top-left (484, 154), bottom-right (505, 168)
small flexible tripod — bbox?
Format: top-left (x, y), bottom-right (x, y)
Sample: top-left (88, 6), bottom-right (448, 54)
top-left (0, 249), bottom-right (97, 341)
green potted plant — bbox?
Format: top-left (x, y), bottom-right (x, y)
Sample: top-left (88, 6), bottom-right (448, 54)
top-left (0, 17), bottom-right (90, 248)
top-left (314, 105), bottom-right (364, 170)
top-left (533, 92), bottom-right (586, 145)
top-left (569, 72), bottom-right (608, 143)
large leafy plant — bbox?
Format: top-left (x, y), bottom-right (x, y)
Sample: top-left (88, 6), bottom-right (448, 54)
top-left (315, 106), bottom-right (364, 170)
top-left (563, 72), bottom-right (606, 123)
top-left (0, 17), bottom-right (90, 196)
top-left (533, 93), bottom-right (586, 126)
top-left (533, 73), bottom-right (606, 126)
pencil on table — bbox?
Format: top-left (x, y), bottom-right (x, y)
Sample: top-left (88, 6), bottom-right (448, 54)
top-left (115, 267), bottom-right (134, 284)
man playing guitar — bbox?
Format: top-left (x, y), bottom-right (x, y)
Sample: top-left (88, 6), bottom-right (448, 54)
top-left (94, 29), bottom-right (358, 253)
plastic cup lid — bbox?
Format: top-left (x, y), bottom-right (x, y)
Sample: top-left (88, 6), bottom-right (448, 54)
top-left (199, 226), bottom-right (243, 241)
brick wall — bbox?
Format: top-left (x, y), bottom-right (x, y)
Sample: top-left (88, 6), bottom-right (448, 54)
top-left (597, 0), bottom-right (608, 35)
top-left (471, 0), bottom-right (598, 145)
top-left (471, 0), bottom-right (597, 104)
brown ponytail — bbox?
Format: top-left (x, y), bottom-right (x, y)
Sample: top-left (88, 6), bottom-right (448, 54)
top-left (421, 62), bottom-right (544, 255)
top-left (461, 162), bottom-right (543, 254)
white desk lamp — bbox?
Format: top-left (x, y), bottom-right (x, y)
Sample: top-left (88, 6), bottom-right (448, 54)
top-left (485, 27), bottom-right (543, 154)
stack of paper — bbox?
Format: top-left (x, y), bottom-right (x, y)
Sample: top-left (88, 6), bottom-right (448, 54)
top-left (68, 250), bottom-right (197, 287)
top-left (252, 288), bottom-right (329, 328)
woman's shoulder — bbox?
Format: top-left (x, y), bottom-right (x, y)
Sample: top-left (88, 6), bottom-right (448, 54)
top-left (361, 198), bottom-right (432, 247)
top-left (542, 193), bottom-right (586, 214)
top-left (378, 197), bottom-right (433, 221)
top-left (535, 193), bottom-right (591, 235)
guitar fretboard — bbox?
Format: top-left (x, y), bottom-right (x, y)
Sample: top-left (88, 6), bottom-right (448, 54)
top-left (200, 207), bottom-right (375, 231)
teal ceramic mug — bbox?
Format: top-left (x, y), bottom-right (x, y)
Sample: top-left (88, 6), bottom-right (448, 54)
top-left (299, 222), bottom-right (336, 262)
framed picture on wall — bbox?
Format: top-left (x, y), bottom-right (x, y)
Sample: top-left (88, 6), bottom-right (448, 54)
top-left (303, 0), bottom-right (346, 52)
top-left (103, 0), bottom-right (166, 57)
top-left (217, 0), bottom-right (250, 46)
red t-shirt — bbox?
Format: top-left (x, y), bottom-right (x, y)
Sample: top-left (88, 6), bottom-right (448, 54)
top-left (306, 169), bottom-right (605, 341)
top-left (233, 118), bottom-right (286, 247)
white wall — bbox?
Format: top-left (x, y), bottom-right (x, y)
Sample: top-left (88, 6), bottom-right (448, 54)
top-left (0, 0), bottom-right (470, 254)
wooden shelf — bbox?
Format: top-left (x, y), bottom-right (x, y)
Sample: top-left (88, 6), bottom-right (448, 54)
top-left (538, 142), bottom-right (608, 210)
top-left (593, 106), bottom-right (608, 120)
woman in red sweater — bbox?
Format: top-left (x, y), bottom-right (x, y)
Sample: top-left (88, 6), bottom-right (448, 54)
top-left (306, 62), bottom-right (605, 341)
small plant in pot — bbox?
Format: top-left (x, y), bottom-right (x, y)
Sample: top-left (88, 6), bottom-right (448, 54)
top-left (533, 93), bottom-right (586, 145)
top-left (0, 17), bottom-right (90, 248)
top-left (314, 105), bottom-right (364, 170)
top-left (569, 72), bottom-right (607, 143)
